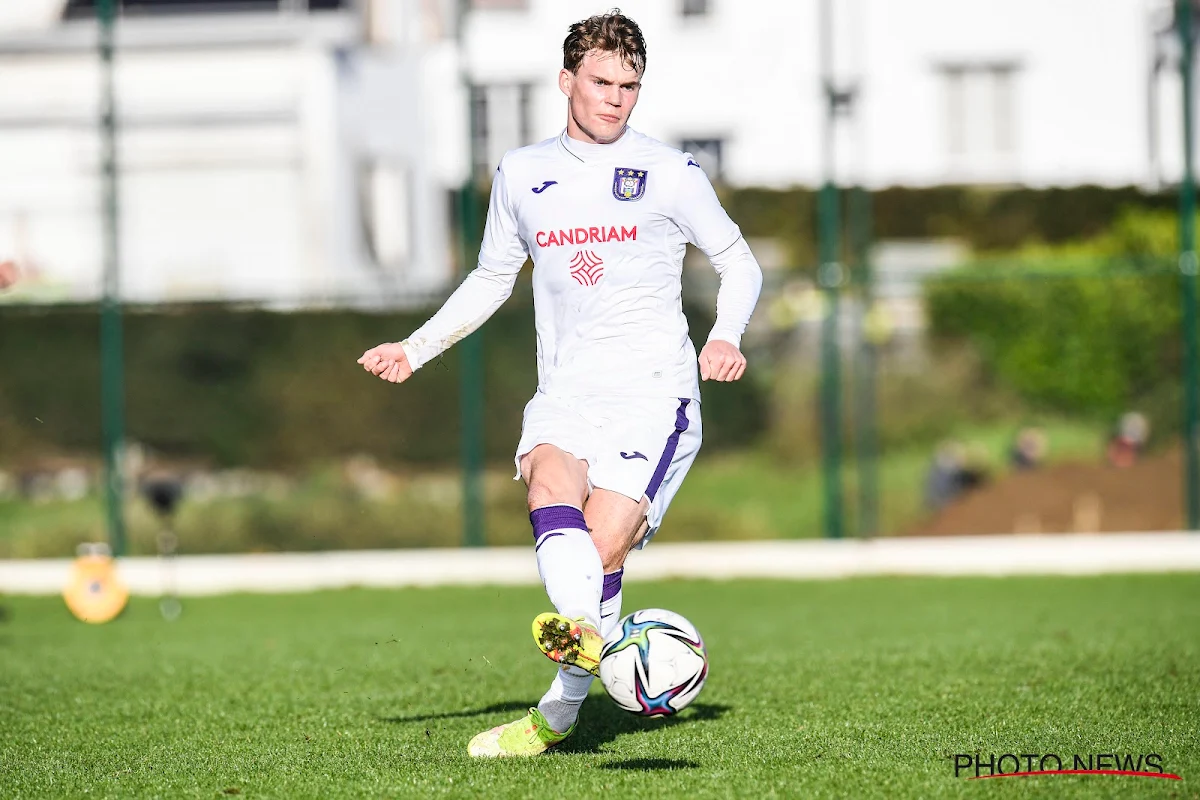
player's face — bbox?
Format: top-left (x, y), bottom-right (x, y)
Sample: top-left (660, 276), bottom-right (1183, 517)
top-left (559, 50), bottom-right (642, 145)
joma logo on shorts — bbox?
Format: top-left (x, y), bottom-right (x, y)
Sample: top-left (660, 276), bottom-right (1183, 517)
top-left (535, 226), bottom-right (637, 249)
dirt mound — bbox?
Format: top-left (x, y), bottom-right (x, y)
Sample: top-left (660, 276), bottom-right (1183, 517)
top-left (908, 447), bottom-right (1185, 535)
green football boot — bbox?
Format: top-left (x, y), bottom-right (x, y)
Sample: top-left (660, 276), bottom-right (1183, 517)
top-left (467, 707), bottom-right (574, 758)
top-left (532, 613), bottom-right (603, 677)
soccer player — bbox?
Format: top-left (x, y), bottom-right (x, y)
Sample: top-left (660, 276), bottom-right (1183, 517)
top-left (358, 10), bottom-right (762, 757)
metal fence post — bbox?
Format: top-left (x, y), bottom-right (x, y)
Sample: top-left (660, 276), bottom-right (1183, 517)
top-left (818, 0), bottom-right (844, 539)
top-left (1179, 0), bottom-right (1200, 531)
top-left (98, 0), bottom-right (126, 556)
top-left (457, 1), bottom-right (485, 547)
top-left (458, 183), bottom-right (486, 548)
top-left (850, 186), bottom-right (878, 538)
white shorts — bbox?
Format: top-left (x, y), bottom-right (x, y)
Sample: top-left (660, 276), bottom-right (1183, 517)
top-left (513, 391), bottom-right (703, 548)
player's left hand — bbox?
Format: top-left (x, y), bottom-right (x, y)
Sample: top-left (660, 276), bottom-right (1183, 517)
top-left (699, 340), bottom-right (747, 382)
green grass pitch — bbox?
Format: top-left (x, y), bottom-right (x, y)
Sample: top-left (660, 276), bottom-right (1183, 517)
top-left (1, 574), bottom-right (1198, 798)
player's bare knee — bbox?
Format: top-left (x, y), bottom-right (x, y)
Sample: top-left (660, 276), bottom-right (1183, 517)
top-left (525, 475), bottom-right (585, 512)
top-left (523, 445), bottom-right (588, 511)
top-left (517, 446), bottom-right (549, 485)
top-left (526, 474), bottom-right (580, 511)
top-left (526, 481), bottom-right (566, 512)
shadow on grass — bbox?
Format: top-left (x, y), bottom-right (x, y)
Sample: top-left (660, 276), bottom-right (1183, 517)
top-left (378, 700), bottom-right (536, 724)
top-left (558, 701), bottom-right (731, 755)
top-left (599, 758), bottom-right (700, 770)
top-left (378, 699), bottom-right (731, 756)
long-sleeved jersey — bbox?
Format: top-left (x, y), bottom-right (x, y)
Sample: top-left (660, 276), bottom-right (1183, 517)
top-left (400, 127), bottom-right (762, 401)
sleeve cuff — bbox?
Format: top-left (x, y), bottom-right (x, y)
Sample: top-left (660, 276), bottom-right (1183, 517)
top-left (705, 329), bottom-right (743, 350)
top-left (399, 340), bottom-right (423, 372)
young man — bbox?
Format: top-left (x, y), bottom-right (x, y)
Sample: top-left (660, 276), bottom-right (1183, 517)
top-left (358, 10), bottom-right (762, 757)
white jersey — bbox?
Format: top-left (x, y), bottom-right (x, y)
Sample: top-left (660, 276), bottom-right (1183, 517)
top-left (400, 127), bottom-right (762, 401)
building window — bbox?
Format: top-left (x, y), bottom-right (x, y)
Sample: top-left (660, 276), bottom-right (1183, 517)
top-left (470, 83), bottom-right (532, 179)
top-left (680, 138), bottom-right (724, 180)
top-left (939, 62), bottom-right (1019, 175)
top-left (680, 0), bottom-right (710, 16)
top-left (64, 0), bottom-right (346, 17)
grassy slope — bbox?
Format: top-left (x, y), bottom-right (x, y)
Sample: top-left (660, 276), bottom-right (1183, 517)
top-left (1, 574), bottom-right (1197, 799)
top-left (0, 420), bottom-right (1107, 557)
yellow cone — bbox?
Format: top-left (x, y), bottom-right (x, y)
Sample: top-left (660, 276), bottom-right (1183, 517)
top-left (63, 545), bottom-right (128, 624)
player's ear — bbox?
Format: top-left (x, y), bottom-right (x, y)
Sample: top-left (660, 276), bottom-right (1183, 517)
top-left (558, 68), bottom-right (573, 98)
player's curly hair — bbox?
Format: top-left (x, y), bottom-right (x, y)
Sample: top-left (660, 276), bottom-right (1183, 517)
top-left (563, 9), bottom-right (647, 76)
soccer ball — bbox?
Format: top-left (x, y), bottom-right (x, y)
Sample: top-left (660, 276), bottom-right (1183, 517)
top-left (599, 608), bottom-right (708, 716)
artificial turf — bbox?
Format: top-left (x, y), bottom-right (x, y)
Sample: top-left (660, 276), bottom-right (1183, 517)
top-left (1, 574), bottom-right (1198, 799)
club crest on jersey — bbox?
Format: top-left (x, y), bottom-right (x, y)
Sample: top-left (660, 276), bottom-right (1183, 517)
top-left (613, 168), bottom-right (648, 201)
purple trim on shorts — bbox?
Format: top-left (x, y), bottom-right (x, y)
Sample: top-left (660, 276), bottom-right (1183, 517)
top-left (602, 569), bottom-right (624, 602)
top-left (645, 399), bottom-right (690, 502)
top-left (529, 504), bottom-right (587, 542)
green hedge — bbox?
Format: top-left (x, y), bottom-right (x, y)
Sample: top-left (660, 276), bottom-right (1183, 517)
top-left (926, 267), bottom-right (1180, 418)
top-left (718, 185), bottom-right (1176, 269)
top-left (924, 209), bottom-right (1188, 420)
top-left (0, 299), bottom-right (766, 469)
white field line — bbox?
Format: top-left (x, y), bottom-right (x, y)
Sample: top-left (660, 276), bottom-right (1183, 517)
top-left (1, 533), bottom-right (1199, 597)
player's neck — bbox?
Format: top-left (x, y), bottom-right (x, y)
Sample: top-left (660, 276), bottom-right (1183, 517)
top-left (562, 125), bottom-right (630, 160)
top-left (564, 126), bottom-right (627, 146)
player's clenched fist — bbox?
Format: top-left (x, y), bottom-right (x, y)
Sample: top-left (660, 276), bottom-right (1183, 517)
top-left (698, 340), bottom-right (747, 382)
top-left (357, 342), bottom-right (414, 384)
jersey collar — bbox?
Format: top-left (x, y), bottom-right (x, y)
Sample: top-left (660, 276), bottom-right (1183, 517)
top-left (558, 127), bottom-right (632, 164)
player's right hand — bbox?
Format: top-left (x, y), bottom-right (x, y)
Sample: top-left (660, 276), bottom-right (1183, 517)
top-left (357, 342), bottom-right (414, 384)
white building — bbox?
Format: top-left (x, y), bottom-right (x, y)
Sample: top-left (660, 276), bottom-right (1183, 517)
top-left (0, 0), bottom-right (466, 306)
top-left (466, 0), bottom-right (1183, 189)
top-left (0, 0), bottom-right (1190, 304)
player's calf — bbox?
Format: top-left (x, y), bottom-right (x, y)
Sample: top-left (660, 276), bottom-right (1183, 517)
top-left (583, 488), bottom-right (649, 572)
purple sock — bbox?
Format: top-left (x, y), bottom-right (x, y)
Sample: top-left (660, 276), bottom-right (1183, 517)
top-left (599, 568), bottom-right (623, 640)
top-left (530, 504), bottom-right (588, 550)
